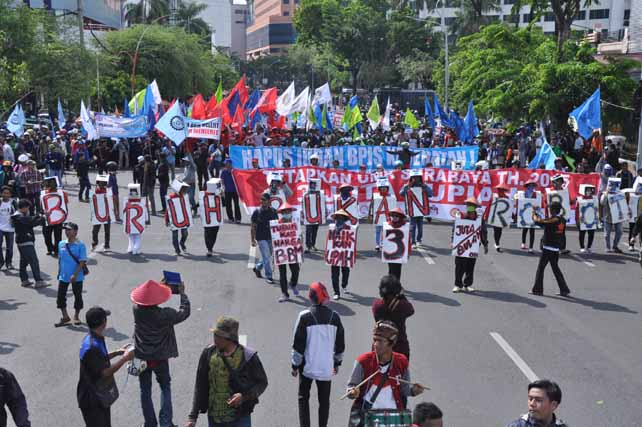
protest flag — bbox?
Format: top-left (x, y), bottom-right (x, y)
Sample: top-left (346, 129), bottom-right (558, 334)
top-left (6, 104), bottom-right (26, 137)
top-left (215, 80), bottom-right (223, 104)
top-left (381, 97), bottom-right (392, 131)
top-left (191, 94), bottom-right (206, 120)
top-left (424, 96), bottom-right (435, 130)
top-left (57, 98), bottom-right (66, 130)
top-left (463, 101), bottom-right (479, 143)
top-left (155, 100), bottom-right (188, 145)
top-left (366, 96), bottom-right (381, 130)
top-left (404, 108), bottom-right (419, 129)
top-left (569, 87), bottom-right (601, 139)
top-left (528, 141), bottom-right (557, 170)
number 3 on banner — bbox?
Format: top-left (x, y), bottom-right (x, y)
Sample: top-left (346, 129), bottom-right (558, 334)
top-left (383, 228), bottom-right (405, 261)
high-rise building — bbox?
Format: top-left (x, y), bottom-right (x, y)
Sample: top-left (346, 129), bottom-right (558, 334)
top-left (201, 0), bottom-right (248, 57)
top-left (21, 0), bottom-right (123, 29)
top-left (245, 0), bottom-right (297, 58)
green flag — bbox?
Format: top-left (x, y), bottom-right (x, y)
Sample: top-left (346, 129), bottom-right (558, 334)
top-left (353, 126), bottom-right (360, 141)
top-left (404, 108), bottom-right (419, 129)
top-left (563, 154), bottom-right (576, 172)
top-left (128, 89), bottom-right (146, 114)
top-left (308, 104), bottom-right (316, 126)
top-left (215, 80), bottom-right (223, 104)
top-left (322, 103), bottom-right (328, 129)
top-left (366, 97), bottom-right (380, 129)
top-left (342, 105), bottom-right (351, 128)
top-left (350, 105), bottom-right (363, 129)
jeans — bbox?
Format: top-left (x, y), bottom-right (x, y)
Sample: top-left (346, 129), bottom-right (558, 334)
top-left (532, 249), bottom-right (570, 294)
top-left (278, 263), bottom-right (300, 296)
top-left (172, 229), bottom-right (189, 253)
top-left (188, 184), bottom-right (197, 210)
top-left (375, 225), bottom-right (383, 248)
top-left (43, 223), bottom-right (63, 254)
top-left (204, 226), bottom-right (219, 251)
top-left (208, 415), bottom-right (251, 427)
top-left (409, 217), bottom-right (423, 244)
top-left (18, 244), bottom-right (41, 282)
top-left (225, 192), bottom-right (241, 222)
top-left (255, 240), bottom-right (273, 279)
top-left (139, 360), bottom-right (173, 427)
top-left (305, 224), bottom-right (319, 249)
top-left (0, 230), bottom-right (14, 266)
top-left (604, 221), bottom-right (623, 250)
top-left (298, 374), bottom-right (331, 427)
top-left (92, 223), bottom-right (111, 247)
top-left (56, 280), bottom-right (84, 310)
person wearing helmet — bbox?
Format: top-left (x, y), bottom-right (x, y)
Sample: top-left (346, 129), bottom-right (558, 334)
top-left (291, 282), bottom-right (345, 427)
top-left (372, 275), bottom-right (414, 359)
top-left (386, 141), bottom-right (419, 169)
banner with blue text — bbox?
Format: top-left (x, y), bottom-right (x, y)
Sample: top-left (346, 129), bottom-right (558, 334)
top-left (95, 114), bottom-right (149, 138)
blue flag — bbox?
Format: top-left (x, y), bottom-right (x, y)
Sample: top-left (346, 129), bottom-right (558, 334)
top-left (123, 97), bottom-right (131, 118)
top-left (463, 101), bottom-right (479, 144)
top-left (155, 101), bottom-right (188, 145)
top-left (569, 87), bottom-right (601, 140)
top-left (7, 104), bottom-right (26, 137)
top-left (528, 141), bottom-right (557, 170)
top-left (142, 85), bottom-right (156, 129)
top-left (433, 95), bottom-right (450, 128)
top-left (450, 110), bottom-right (468, 142)
top-left (245, 90), bottom-right (261, 128)
top-left (424, 97), bottom-right (435, 130)
top-left (57, 98), bottom-right (66, 130)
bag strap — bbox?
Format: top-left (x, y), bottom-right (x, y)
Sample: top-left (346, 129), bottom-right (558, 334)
top-left (65, 242), bottom-right (82, 266)
top-left (362, 370), bottom-right (390, 410)
top-left (219, 346), bottom-right (248, 374)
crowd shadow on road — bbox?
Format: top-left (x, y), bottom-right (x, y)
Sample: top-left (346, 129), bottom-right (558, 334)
top-left (219, 252), bottom-right (253, 261)
top-left (100, 251), bottom-right (177, 263)
top-left (104, 327), bottom-right (130, 341)
top-left (578, 252), bottom-right (634, 265)
top-left (499, 248), bottom-right (540, 258)
top-left (0, 299), bottom-right (27, 311)
top-left (328, 301), bottom-right (357, 316)
top-left (342, 291), bottom-right (376, 307)
top-left (0, 342), bottom-right (20, 355)
top-left (540, 294), bottom-right (638, 314)
top-left (404, 290), bottom-right (461, 307)
top-left (34, 285), bottom-right (59, 299)
top-left (467, 290), bottom-right (547, 308)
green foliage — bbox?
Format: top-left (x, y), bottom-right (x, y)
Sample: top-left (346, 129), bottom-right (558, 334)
top-left (435, 23), bottom-right (639, 132)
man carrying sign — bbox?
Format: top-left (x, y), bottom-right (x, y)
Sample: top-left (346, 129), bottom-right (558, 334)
top-left (325, 210), bottom-right (357, 300)
top-left (333, 184), bottom-right (359, 225)
top-left (40, 176), bottom-right (68, 257)
top-left (199, 178), bottom-right (224, 257)
top-left (302, 179), bottom-right (325, 253)
top-left (576, 184), bottom-right (598, 253)
top-left (400, 171), bottom-right (432, 248)
top-left (271, 203), bottom-right (302, 303)
top-left (123, 184), bottom-right (148, 255)
top-left (370, 177), bottom-right (396, 252)
top-left (381, 208), bottom-right (411, 281)
top-left (451, 198), bottom-right (488, 293)
top-left (600, 177), bottom-right (627, 253)
top-left (486, 183), bottom-right (512, 253)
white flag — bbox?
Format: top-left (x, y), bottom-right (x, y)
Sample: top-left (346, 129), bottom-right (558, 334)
top-left (291, 87), bottom-right (310, 115)
top-left (6, 105), bottom-right (25, 137)
top-left (381, 97), bottom-right (392, 131)
top-left (80, 100), bottom-right (98, 141)
top-left (312, 82), bottom-right (332, 106)
top-left (150, 79), bottom-right (163, 112)
top-left (276, 81), bottom-right (296, 116)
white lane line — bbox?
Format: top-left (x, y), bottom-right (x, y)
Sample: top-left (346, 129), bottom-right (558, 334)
top-left (239, 335), bottom-right (247, 346)
top-left (415, 246), bottom-right (436, 265)
top-left (490, 332), bottom-right (539, 382)
top-left (570, 254), bottom-right (596, 268)
top-left (247, 246), bottom-right (256, 269)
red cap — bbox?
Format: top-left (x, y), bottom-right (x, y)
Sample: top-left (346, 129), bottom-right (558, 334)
top-left (130, 280), bottom-right (172, 306)
top-left (339, 183), bottom-right (353, 191)
top-left (388, 207), bottom-right (405, 217)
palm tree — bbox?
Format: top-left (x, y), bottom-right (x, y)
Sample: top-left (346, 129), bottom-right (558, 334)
top-left (177, 1), bottom-right (210, 35)
top-left (449, 0), bottom-right (500, 37)
top-left (124, 0), bottom-right (170, 25)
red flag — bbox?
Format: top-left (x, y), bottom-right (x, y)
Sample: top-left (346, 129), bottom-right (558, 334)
top-left (191, 94), bottom-right (206, 120)
top-left (251, 87), bottom-right (277, 117)
top-left (231, 105), bottom-right (244, 141)
top-left (205, 95), bottom-right (217, 119)
top-left (230, 76), bottom-right (249, 107)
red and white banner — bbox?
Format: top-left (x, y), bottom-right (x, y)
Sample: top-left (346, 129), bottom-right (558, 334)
top-left (90, 191), bottom-right (115, 225)
top-left (123, 198), bottom-right (148, 235)
top-left (232, 167), bottom-right (599, 223)
top-left (324, 223), bottom-right (357, 268)
top-left (199, 193), bottom-right (223, 227)
top-left (270, 220), bottom-right (303, 266)
top-left (40, 190), bottom-right (68, 225)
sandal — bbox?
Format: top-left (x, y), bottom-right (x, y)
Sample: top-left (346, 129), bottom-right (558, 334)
top-left (73, 318), bottom-right (82, 326)
top-left (54, 317), bottom-right (72, 327)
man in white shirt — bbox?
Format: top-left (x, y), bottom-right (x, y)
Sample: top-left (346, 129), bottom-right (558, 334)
top-left (1, 138), bottom-right (15, 163)
top-left (253, 127), bottom-right (267, 147)
top-left (573, 133), bottom-right (584, 152)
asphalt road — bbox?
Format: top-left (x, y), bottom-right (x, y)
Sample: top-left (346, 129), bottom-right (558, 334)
top-left (2, 173), bottom-right (642, 427)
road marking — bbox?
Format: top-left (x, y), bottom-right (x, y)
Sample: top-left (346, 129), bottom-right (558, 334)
top-left (247, 246), bottom-right (256, 269)
top-left (490, 332), bottom-right (539, 382)
top-left (239, 335), bottom-right (247, 346)
top-left (570, 254), bottom-right (595, 268)
top-left (415, 246), bottom-right (436, 265)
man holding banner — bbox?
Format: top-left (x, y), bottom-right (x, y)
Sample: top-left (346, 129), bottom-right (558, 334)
top-left (451, 198), bottom-right (488, 293)
top-left (40, 176), bottom-right (68, 257)
top-left (325, 210), bottom-right (357, 300)
top-left (381, 208), bottom-right (411, 281)
top-left (400, 171), bottom-right (432, 248)
top-left (576, 184), bottom-right (598, 253)
top-left (271, 203), bottom-right (302, 302)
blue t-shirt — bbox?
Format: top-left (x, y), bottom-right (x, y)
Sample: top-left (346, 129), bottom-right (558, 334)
top-left (58, 240), bottom-right (87, 283)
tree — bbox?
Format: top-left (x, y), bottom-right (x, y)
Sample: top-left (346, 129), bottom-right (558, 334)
top-left (450, 0), bottom-right (501, 37)
top-left (125, 0), bottom-right (170, 25)
top-left (177, 1), bottom-right (210, 35)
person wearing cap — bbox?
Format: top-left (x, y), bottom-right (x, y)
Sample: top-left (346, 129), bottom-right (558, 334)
top-left (186, 316), bottom-right (268, 427)
top-left (132, 278), bottom-right (191, 427)
top-left (40, 176), bottom-right (68, 256)
top-left (77, 306), bottom-right (135, 427)
top-left (220, 159), bottom-right (242, 223)
top-left (518, 180), bottom-right (541, 253)
top-left (310, 153), bottom-right (320, 167)
top-left (576, 184), bottom-right (597, 253)
top-left (91, 177), bottom-right (113, 251)
top-left (531, 202), bottom-right (571, 296)
top-left (11, 198), bottom-right (47, 288)
top-left (345, 321), bottom-right (424, 425)
top-left (55, 222), bottom-right (87, 326)
top-left (600, 177), bottom-right (625, 253)
top-left (386, 141), bottom-right (419, 169)
top-left (0, 185), bottom-right (17, 270)
top-left (451, 197), bottom-right (488, 293)
top-left (488, 183), bottom-right (511, 252)
top-left (274, 203), bottom-right (301, 302)
top-left (1, 160), bottom-right (17, 196)
top-left (251, 193), bottom-right (278, 284)
top-left (372, 275), bottom-right (414, 359)
top-left (18, 160), bottom-right (41, 215)
top-left (400, 172), bottom-right (433, 248)
top-left (45, 143), bottom-right (64, 186)
top-left (263, 172), bottom-right (293, 209)
top-left (291, 282), bottom-right (345, 427)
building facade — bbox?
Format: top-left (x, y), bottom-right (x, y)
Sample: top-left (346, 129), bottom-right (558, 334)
top-left (245, 0), bottom-right (298, 58)
top-left (21, 0), bottom-right (123, 29)
top-left (201, 0), bottom-right (248, 57)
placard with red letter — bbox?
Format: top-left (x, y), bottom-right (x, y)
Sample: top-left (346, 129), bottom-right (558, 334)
top-left (166, 194), bottom-right (192, 230)
top-left (270, 220), bottom-right (303, 266)
top-left (40, 190), bottom-right (68, 225)
top-left (372, 194), bottom-right (396, 226)
top-left (451, 217), bottom-right (482, 258)
top-left (90, 191), bottom-right (116, 225)
top-left (334, 190), bottom-right (359, 225)
top-left (199, 193), bottom-right (223, 227)
top-left (123, 198), bottom-right (148, 235)
top-left (324, 223), bottom-right (358, 268)
top-left (381, 222), bottom-right (410, 264)
top-left (302, 192), bottom-right (326, 225)
top-left (405, 187), bottom-right (430, 218)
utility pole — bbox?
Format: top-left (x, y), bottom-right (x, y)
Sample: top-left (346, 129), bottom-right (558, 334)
top-left (442, 0), bottom-right (449, 111)
top-left (637, 69), bottom-right (642, 170)
top-left (170, 0), bottom-right (178, 26)
top-left (77, 0), bottom-right (84, 48)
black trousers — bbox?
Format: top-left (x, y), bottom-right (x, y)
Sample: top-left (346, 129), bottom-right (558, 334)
top-left (298, 374), bottom-right (331, 427)
top-left (279, 263), bottom-right (300, 296)
top-left (78, 178), bottom-right (91, 200)
top-left (305, 224), bottom-right (319, 249)
top-left (43, 223), bottom-right (63, 254)
top-left (454, 257), bottom-right (476, 288)
top-left (57, 280), bottom-right (84, 310)
top-left (330, 266), bottom-right (350, 295)
top-left (81, 404), bottom-right (111, 427)
top-left (197, 167), bottom-right (208, 189)
top-left (387, 263), bottom-right (402, 281)
top-left (92, 223), bottom-right (111, 247)
top-left (521, 228), bottom-right (535, 248)
top-left (579, 230), bottom-right (595, 249)
top-left (159, 181), bottom-right (169, 212)
top-left (532, 249), bottom-right (570, 294)
top-left (225, 192), bottom-right (241, 222)
top-left (172, 229), bottom-right (189, 252)
top-left (493, 226), bottom-right (503, 246)
top-left (204, 226), bottom-right (219, 251)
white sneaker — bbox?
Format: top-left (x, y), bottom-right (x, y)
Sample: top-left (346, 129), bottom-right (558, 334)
top-left (528, 248), bottom-right (534, 253)
top-left (580, 248), bottom-right (586, 253)
top-left (278, 294), bottom-right (290, 303)
top-left (452, 286), bottom-right (462, 293)
top-left (606, 249), bottom-right (614, 253)
top-left (466, 286), bottom-right (476, 292)
top-left (343, 289), bottom-right (351, 295)
top-left (629, 245), bottom-right (635, 252)
top-left (521, 243), bottom-right (527, 250)
top-left (333, 293), bottom-right (340, 300)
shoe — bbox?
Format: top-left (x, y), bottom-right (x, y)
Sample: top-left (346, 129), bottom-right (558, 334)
top-left (466, 286), bottom-right (476, 292)
top-left (52, 252), bottom-right (58, 258)
top-left (412, 243), bottom-right (418, 249)
top-left (452, 286), bottom-right (462, 293)
top-left (561, 249), bottom-right (570, 255)
top-left (629, 245), bottom-right (636, 252)
top-left (580, 248), bottom-right (586, 253)
top-left (21, 281), bottom-right (33, 287)
top-left (312, 246), bottom-right (318, 251)
top-left (206, 251), bottom-right (213, 257)
top-left (557, 291), bottom-right (571, 297)
top-left (6, 263), bottom-right (13, 270)
top-left (104, 245), bottom-right (110, 250)
top-left (253, 267), bottom-right (262, 278)
top-left (375, 245), bottom-right (380, 251)
top-left (291, 285), bottom-right (299, 296)
top-left (304, 248), bottom-right (310, 254)
top-left (34, 281), bottom-right (49, 288)
top-left (91, 244), bottom-right (97, 251)
top-left (613, 247), bottom-right (623, 254)
top-left (606, 249), bottom-right (613, 253)
top-left (586, 248), bottom-right (592, 254)
top-left (46, 251), bottom-right (52, 256)
top-left (521, 243), bottom-right (527, 250)
top-left (278, 294), bottom-right (290, 303)
top-left (175, 249), bottom-right (181, 256)
top-left (529, 291), bottom-right (543, 296)
top-left (265, 278), bottom-right (274, 284)
top-left (528, 248), bottom-right (534, 253)
top-left (333, 293), bottom-right (340, 300)
top-left (343, 289), bottom-right (351, 295)
top-left (180, 243), bottom-right (187, 251)
top-left (417, 240), bottom-right (422, 245)
top-left (72, 318), bottom-right (82, 325)
top-left (54, 317), bottom-right (72, 327)
top-left (235, 220), bottom-right (242, 224)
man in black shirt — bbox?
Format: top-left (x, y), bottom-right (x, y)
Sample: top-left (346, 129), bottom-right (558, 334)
top-left (0, 367), bottom-right (30, 427)
top-left (77, 306), bottom-right (134, 427)
top-left (251, 193), bottom-right (278, 284)
top-left (531, 202), bottom-right (571, 296)
top-left (157, 153), bottom-right (170, 214)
